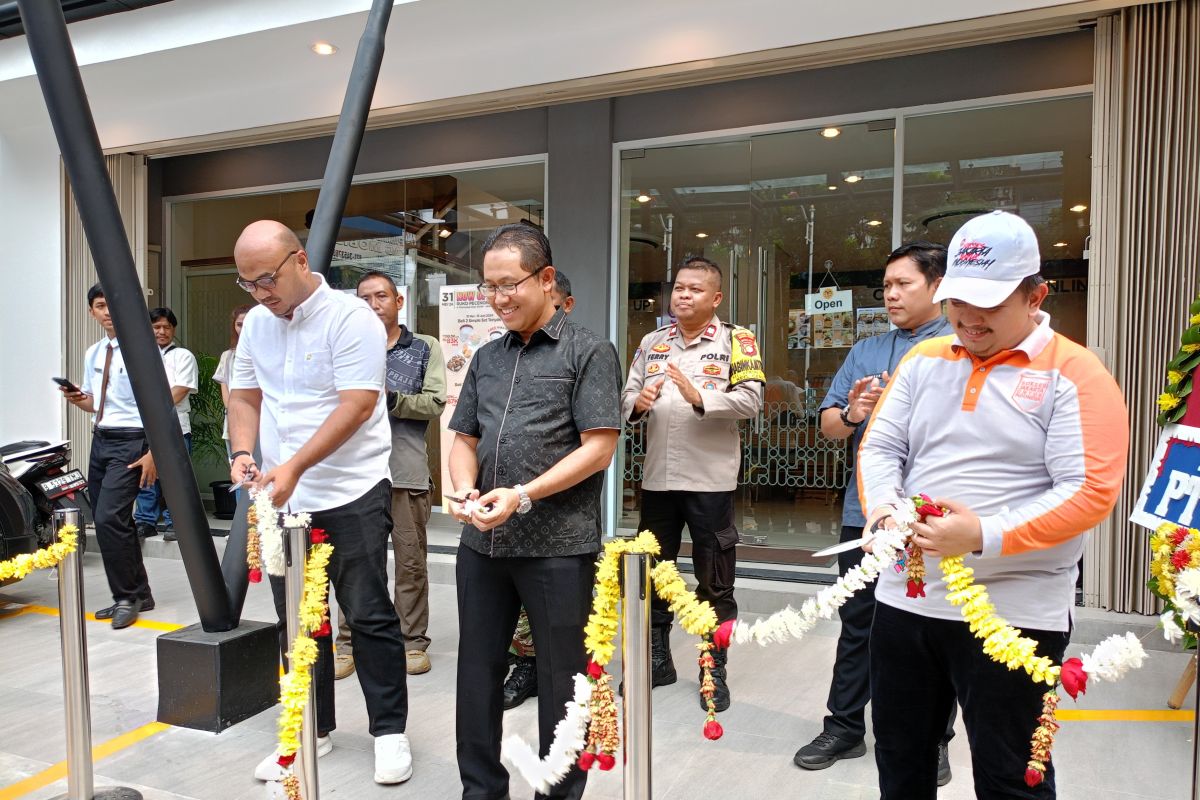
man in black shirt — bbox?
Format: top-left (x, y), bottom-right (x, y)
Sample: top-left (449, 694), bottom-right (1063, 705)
top-left (448, 224), bottom-right (621, 800)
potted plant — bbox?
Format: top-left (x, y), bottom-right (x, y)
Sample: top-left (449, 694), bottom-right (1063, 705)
top-left (191, 353), bottom-right (236, 520)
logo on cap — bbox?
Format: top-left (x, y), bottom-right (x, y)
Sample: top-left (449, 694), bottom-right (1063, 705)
top-left (954, 241), bottom-right (997, 270)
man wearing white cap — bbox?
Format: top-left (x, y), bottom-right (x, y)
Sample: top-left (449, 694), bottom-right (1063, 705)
top-left (857, 210), bottom-right (1129, 798)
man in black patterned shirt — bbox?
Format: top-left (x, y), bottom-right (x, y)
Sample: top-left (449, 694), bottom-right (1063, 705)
top-left (447, 224), bottom-right (621, 800)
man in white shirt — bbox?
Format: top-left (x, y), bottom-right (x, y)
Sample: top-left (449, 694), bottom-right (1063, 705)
top-left (133, 307), bottom-right (197, 542)
top-left (59, 284), bottom-right (157, 630)
top-left (228, 220), bottom-right (413, 786)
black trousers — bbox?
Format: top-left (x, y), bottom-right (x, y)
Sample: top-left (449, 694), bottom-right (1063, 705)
top-left (456, 544), bottom-right (595, 800)
top-left (824, 525), bottom-right (956, 744)
top-left (87, 428), bottom-right (151, 604)
top-left (269, 574), bottom-right (336, 736)
top-left (639, 489), bottom-right (738, 627)
top-left (271, 479), bottom-right (408, 736)
top-left (871, 601), bottom-right (1069, 800)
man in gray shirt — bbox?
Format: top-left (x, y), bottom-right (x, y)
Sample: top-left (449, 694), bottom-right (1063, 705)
top-left (333, 270), bottom-right (447, 679)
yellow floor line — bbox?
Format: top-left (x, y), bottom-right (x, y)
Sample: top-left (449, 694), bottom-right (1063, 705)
top-left (0, 721), bottom-right (170, 800)
top-left (1058, 708), bottom-right (1194, 722)
top-left (0, 603), bottom-right (185, 633)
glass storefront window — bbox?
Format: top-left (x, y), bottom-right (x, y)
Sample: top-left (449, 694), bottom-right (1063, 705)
top-left (169, 161), bottom-right (546, 491)
top-left (618, 95), bottom-right (1091, 563)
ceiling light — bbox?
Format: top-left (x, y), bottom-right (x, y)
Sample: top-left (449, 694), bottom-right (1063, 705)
top-left (866, 220), bottom-right (882, 227)
top-left (636, 194), bottom-right (652, 203)
top-left (844, 175), bottom-right (862, 184)
top-left (311, 42), bottom-right (338, 56)
top-left (438, 229), bottom-right (452, 239)
top-left (1053, 241), bottom-right (1068, 248)
top-left (820, 127), bottom-right (840, 138)
top-left (1070, 204), bottom-right (1087, 213)
top-left (695, 232), bottom-right (709, 239)
top-left (827, 185), bottom-right (838, 191)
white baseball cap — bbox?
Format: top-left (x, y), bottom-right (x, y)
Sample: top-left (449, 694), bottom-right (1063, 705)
top-left (933, 210), bottom-right (1041, 308)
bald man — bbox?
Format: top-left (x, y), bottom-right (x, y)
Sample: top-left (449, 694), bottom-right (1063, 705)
top-left (227, 221), bottom-right (414, 785)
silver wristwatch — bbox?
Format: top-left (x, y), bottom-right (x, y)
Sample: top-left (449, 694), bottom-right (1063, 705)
top-left (514, 483), bottom-right (533, 514)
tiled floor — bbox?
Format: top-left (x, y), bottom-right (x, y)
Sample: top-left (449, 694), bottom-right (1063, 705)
top-left (0, 544), bottom-right (1193, 799)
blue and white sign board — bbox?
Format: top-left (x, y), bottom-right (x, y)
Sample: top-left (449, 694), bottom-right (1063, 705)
top-left (1131, 424), bottom-right (1200, 530)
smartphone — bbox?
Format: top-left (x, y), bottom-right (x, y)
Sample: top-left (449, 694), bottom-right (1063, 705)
top-left (52, 377), bottom-right (82, 394)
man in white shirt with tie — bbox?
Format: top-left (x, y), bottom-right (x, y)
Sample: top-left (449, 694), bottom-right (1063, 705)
top-left (59, 283), bottom-right (157, 630)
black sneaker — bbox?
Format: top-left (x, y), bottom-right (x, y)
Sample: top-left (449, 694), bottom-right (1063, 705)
top-left (503, 656), bottom-right (537, 710)
top-left (136, 523), bottom-right (158, 539)
top-left (937, 742), bottom-right (952, 786)
top-left (793, 732), bottom-right (868, 770)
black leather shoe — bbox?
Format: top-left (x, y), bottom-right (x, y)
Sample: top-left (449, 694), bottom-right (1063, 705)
top-left (793, 732), bottom-right (868, 770)
top-left (110, 599), bottom-right (143, 630)
top-left (937, 742), bottom-right (952, 786)
top-left (503, 656), bottom-right (538, 710)
top-left (95, 597), bottom-right (155, 620)
top-left (700, 646), bottom-right (730, 712)
top-left (651, 626), bottom-right (677, 687)
top-left (163, 528), bottom-right (177, 542)
top-left (136, 523), bottom-right (157, 539)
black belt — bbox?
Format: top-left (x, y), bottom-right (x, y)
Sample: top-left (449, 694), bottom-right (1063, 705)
top-left (93, 426), bottom-right (145, 439)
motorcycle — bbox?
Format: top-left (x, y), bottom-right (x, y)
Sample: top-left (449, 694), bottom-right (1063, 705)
top-left (0, 440), bottom-right (90, 583)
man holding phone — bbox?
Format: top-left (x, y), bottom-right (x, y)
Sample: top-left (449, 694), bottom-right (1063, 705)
top-left (59, 283), bottom-right (157, 630)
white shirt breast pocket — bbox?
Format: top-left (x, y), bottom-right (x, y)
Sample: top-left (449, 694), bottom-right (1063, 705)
top-left (300, 349), bottom-right (334, 390)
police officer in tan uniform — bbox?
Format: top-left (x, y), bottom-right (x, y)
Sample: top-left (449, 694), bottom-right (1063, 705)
top-left (622, 256), bottom-right (764, 712)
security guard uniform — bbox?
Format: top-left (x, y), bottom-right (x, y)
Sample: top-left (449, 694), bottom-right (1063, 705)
top-left (621, 315), bottom-right (763, 708)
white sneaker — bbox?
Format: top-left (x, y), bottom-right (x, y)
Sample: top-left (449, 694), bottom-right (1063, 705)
top-left (373, 732), bottom-right (413, 784)
top-left (253, 735), bottom-right (333, 781)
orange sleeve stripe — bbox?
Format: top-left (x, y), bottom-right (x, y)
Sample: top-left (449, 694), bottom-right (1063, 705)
top-left (1000, 344), bottom-right (1129, 555)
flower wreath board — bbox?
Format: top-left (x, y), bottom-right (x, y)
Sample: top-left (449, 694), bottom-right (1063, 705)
top-left (502, 499), bottom-right (1147, 792)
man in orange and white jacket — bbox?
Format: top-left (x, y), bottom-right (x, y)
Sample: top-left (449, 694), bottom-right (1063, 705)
top-left (858, 211), bottom-right (1129, 800)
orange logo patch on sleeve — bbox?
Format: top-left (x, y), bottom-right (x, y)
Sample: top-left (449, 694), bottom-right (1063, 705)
top-left (734, 332), bottom-right (758, 357)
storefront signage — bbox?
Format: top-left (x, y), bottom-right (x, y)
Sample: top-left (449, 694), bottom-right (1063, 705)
top-left (805, 287), bottom-right (853, 315)
top-left (1132, 424), bottom-right (1200, 530)
top-left (437, 285), bottom-right (504, 506)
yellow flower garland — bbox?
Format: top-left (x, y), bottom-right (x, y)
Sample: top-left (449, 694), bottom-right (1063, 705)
top-left (582, 531), bottom-right (660, 666)
top-left (0, 524), bottom-right (79, 581)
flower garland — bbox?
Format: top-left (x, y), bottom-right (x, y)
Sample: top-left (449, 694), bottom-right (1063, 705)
top-left (650, 560), bottom-right (723, 736)
top-left (246, 502), bottom-right (263, 583)
top-left (0, 524), bottom-right (78, 582)
top-left (248, 502), bottom-right (333, 800)
top-left (1156, 292), bottom-right (1200, 425)
top-left (247, 489), bottom-right (287, 579)
top-left (499, 676), bottom-right (593, 794)
top-left (1148, 522), bottom-right (1200, 647)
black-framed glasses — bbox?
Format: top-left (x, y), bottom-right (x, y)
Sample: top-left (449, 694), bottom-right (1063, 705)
top-left (235, 250), bottom-right (298, 292)
top-left (477, 266), bottom-right (544, 298)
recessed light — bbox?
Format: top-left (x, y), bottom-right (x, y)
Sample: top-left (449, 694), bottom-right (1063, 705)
top-left (866, 220), bottom-right (882, 227)
top-left (695, 232), bottom-right (709, 239)
top-left (1070, 204), bottom-right (1087, 213)
top-left (311, 42), bottom-right (338, 56)
top-left (1053, 241), bottom-right (1068, 248)
top-left (636, 194), bottom-right (652, 203)
top-left (827, 185), bottom-right (838, 191)
top-left (438, 229), bottom-right (452, 239)
top-left (844, 175), bottom-right (862, 184)
top-left (820, 128), bottom-right (840, 138)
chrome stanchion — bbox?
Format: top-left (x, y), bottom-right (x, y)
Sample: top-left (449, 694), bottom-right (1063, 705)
top-left (1192, 651), bottom-right (1200, 800)
top-left (621, 550), bottom-right (652, 799)
top-left (284, 523), bottom-right (319, 800)
top-left (51, 508), bottom-right (142, 800)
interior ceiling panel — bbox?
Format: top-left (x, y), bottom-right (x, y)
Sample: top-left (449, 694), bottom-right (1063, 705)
top-left (0, 0), bottom-right (174, 39)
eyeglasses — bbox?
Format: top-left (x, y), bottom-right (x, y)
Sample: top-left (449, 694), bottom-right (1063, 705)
top-left (235, 250), bottom-right (298, 292)
top-left (477, 266), bottom-right (544, 298)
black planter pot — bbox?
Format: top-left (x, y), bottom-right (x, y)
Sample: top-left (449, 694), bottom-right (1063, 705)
top-left (210, 481), bottom-right (237, 520)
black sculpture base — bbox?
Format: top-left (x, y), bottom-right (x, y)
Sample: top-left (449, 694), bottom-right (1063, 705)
top-left (156, 620), bottom-right (278, 732)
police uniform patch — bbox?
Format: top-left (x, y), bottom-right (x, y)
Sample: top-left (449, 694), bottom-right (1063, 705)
top-left (734, 331), bottom-right (758, 357)
top-left (652, 343), bottom-right (671, 353)
top-left (703, 364), bottom-right (721, 376)
top-left (703, 380), bottom-right (718, 390)
top-left (730, 328), bottom-right (765, 386)
top-left (647, 363), bottom-right (661, 374)
top-left (704, 324), bottom-right (718, 338)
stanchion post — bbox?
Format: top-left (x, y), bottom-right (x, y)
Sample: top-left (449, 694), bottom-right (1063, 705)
top-left (51, 508), bottom-right (143, 800)
top-left (284, 524), bottom-right (319, 799)
top-left (1192, 651), bottom-right (1200, 800)
top-left (621, 550), bottom-right (652, 799)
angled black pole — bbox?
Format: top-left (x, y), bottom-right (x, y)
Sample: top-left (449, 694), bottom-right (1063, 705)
top-left (305, 0), bottom-right (395, 274)
top-left (18, 0), bottom-right (236, 631)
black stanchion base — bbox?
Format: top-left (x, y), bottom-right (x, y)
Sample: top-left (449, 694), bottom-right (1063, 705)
top-left (156, 620), bottom-right (278, 732)
top-left (50, 788), bottom-right (143, 799)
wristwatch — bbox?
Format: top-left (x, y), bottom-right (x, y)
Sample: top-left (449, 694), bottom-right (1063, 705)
top-left (839, 407), bottom-right (863, 427)
top-left (514, 483), bottom-right (533, 515)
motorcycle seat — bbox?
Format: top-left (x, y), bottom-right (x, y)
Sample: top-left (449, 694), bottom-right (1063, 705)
top-left (0, 441), bottom-right (51, 458)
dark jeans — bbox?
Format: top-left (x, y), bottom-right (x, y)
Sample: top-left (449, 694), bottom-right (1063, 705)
top-left (270, 573), bottom-right (335, 736)
top-left (640, 489), bottom-right (739, 628)
top-left (456, 544), bottom-right (595, 800)
top-left (87, 428), bottom-right (151, 603)
top-left (268, 479), bottom-right (408, 736)
top-left (824, 525), bottom-right (956, 744)
top-left (871, 601), bottom-right (1070, 799)
top-left (133, 432), bottom-right (191, 527)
